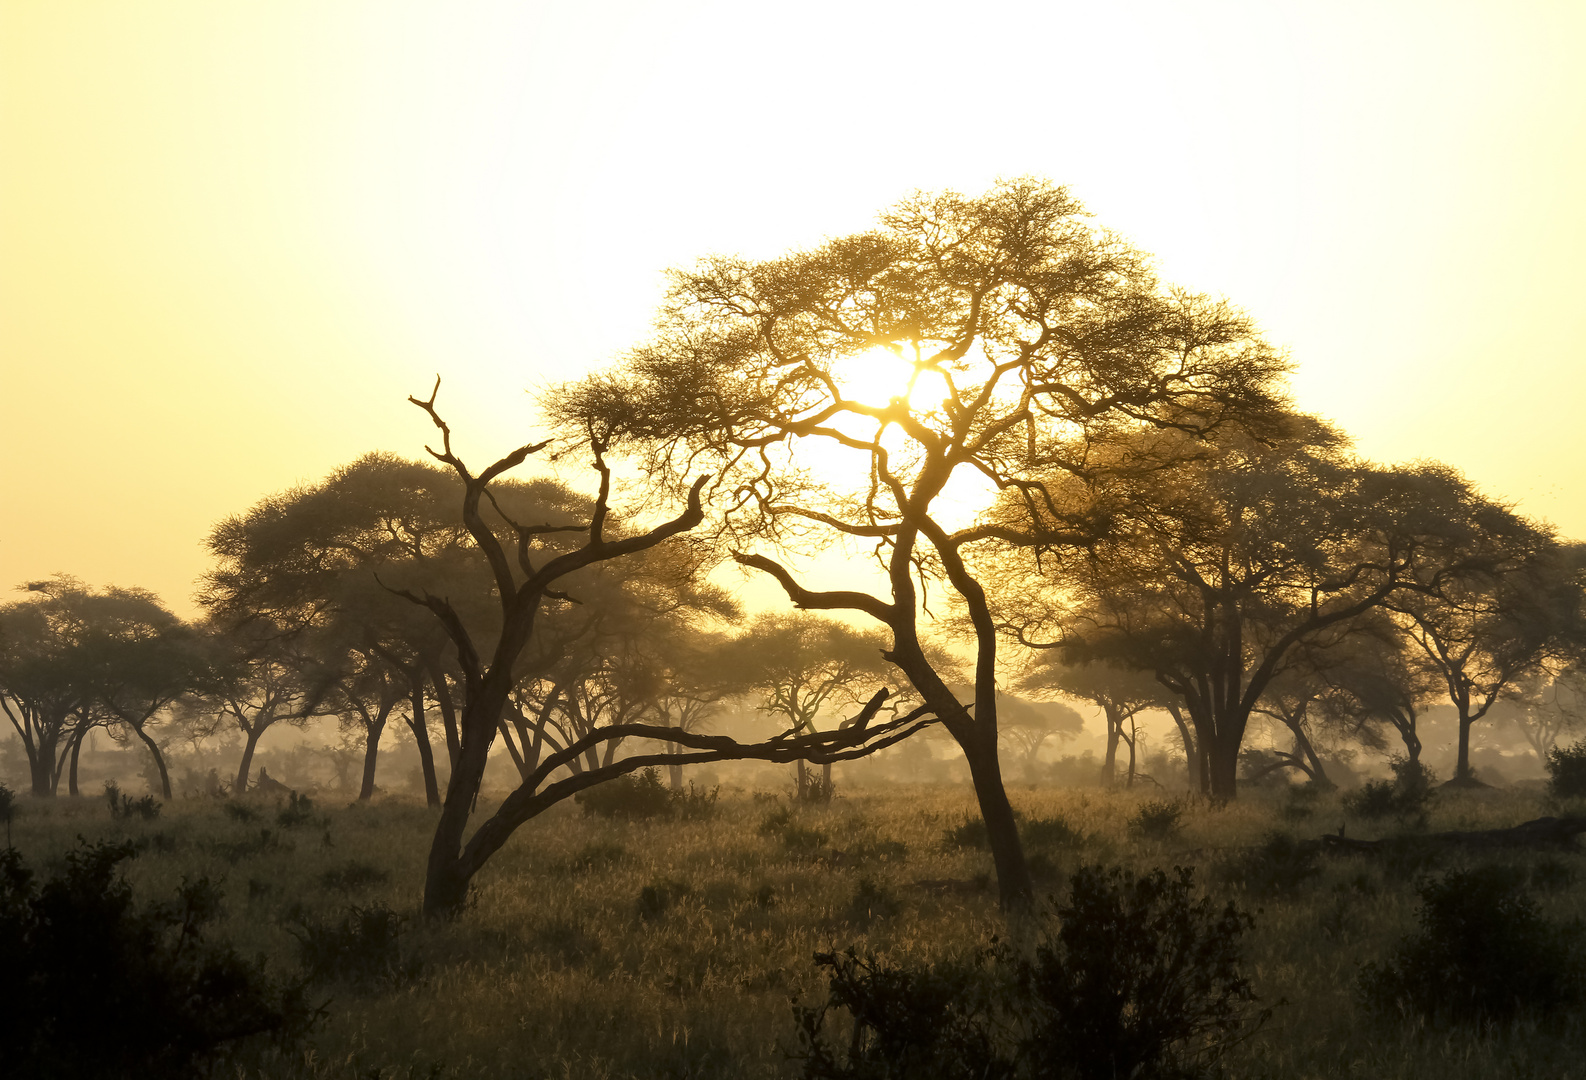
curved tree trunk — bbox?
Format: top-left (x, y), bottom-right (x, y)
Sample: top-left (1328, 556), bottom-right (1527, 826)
top-left (133, 726), bottom-right (173, 799)
top-left (235, 724), bottom-right (264, 793)
top-left (960, 729), bottom-right (1032, 908)
top-left (66, 726), bottom-right (86, 796)
top-left (408, 680), bottom-right (441, 807)
top-left (1101, 703), bottom-right (1121, 786)
top-left (358, 716), bottom-right (384, 801)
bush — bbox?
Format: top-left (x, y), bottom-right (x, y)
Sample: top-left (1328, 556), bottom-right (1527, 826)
top-left (1342, 757), bottom-right (1436, 820)
top-left (104, 779), bottom-right (161, 821)
top-left (1546, 740), bottom-right (1586, 799)
top-left (1022, 815), bottom-right (1089, 849)
top-left (636, 877), bottom-right (692, 920)
top-left (574, 767), bottom-right (720, 821)
top-left (942, 813), bottom-right (991, 849)
top-left (317, 861), bottom-right (391, 893)
top-left (1359, 864), bottom-right (1582, 1026)
top-left (796, 864), bottom-right (1267, 1080)
top-left (0, 839), bottom-right (316, 1078)
top-left (1219, 833), bottom-right (1323, 897)
top-left (801, 775), bottom-right (838, 804)
top-left (276, 791), bottom-right (319, 828)
top-left (289, 902), bottom-right (414, 987)
top-left (760, 808), bottom-right (829, 852)
top-left (1128, 800), bottom-right (1184, 841)
top-left (846, 878), bottom-right (903, 929)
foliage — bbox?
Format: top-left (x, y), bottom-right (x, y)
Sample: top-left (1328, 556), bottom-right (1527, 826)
top-left (276, 790), bottom-right (319, 828)
top-left (318, 861), bottom-right (392, 893)
top-left (1218, 833), bottom-right (1323, 897)
top-left (796, 865), bottom-right (1266, 1080)
top-left (1343, 757), bottom-right (1438, 820)
top-left (0, 838), bottom-right (316, 1079)
top-left (1359, 864), bottom-right (1583, 1026)
top-left (758, 807), bottom-right (829, 852)
top-left (289, 902), bottom-right (414, 988)
top-left (103, 778), bottom-right (161, 820)
top-left (1129, 800), bottom-right (1185, 841)
top-left (1546, 739), bottom-right (1586, 799)
top-left (574, 767), bottom-right (721, 821)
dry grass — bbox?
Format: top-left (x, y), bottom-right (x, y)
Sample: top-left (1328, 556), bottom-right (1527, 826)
top-left (8, 780), bottom-right (1586, 1078)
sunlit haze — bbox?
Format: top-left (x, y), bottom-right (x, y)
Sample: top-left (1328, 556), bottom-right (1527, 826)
top-left (4, 1), bottom-right (1584, 615)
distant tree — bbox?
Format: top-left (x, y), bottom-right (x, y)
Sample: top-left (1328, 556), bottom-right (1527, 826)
top-left (1018, 658), bottom-right (1160, 787)
top-left (1003, 421), bottom-right (1539, 799)
top-left (557, 180), bottom-right (1290, 906)
top-left (1311, 623), bottom-right (1442, 768)
top-left (0, 577), bottom-right (97, 795)
top-left (993, 692), bottom-right (1084, 782)
top-left (196, 623), bottom-right (322, 794)
top-left (727, 612), bottom-right (893, 798)
top-left (1506, 668), bottom-right (1586, 769)
top-left (1385, 540), bottom-right (1583, 784)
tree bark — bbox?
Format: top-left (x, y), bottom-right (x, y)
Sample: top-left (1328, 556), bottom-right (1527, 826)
top-left (408, 679), bottom-right (441, 807)
top-left (133, 726), bottom-right (173, 799)
top-left (961, 731), bottom-right (1033, 907)
top-left (236, 725), bottom-right (263, 793)
top-left (358, 716), bottom-right (385, 801)
top-left (1101, 703), bottom-right (1120, 786)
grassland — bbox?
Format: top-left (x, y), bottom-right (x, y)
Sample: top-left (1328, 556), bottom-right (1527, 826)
top-left (9, 779), bottom-right (1586, 1079)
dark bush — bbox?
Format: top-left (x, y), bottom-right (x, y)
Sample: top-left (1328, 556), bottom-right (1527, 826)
top-left (104, 779), bottom-right (161, 821)
top-left (276, 791), bottom-right (319, 828)
top-left (1022, 815), bottom-right (1089, 849)
top-left (1359, 864), bottom-right (1582, 1026)
top-left (289, 902), bottom-right (414, 988)
top-left (942, 814), bottom-right (991, 849)
top-left (636, 877), bottom-right (692, 920)
top-left (223, 801), bottom-right (259, 823)
top-left (846, 878), bottom-right (903, 929)
top-left (801, 775), bottom-right (838, 804)
top-left (575, 767), bottom-right (718, 821)
top-left (1546, 740), bottom-right (1586, 800)
top-left (1218, 833), bottom-right (1323, 897)
top-left (1343, 757), bottom-right (1437, 821)
top-left (760, 808), bottom-right (829, 852)
top-left (0, 839), bottom-right (316, 1079)
top-left (317, 861), bottom-right (391, 893)
top-left (1128, 800), bottom-right (1185, 841)
top-left (796, 865), bottom-right (1267, 1080)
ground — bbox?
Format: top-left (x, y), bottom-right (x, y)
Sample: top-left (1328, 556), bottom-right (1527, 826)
top-left (7, 779), bottom-right (1586, 1078)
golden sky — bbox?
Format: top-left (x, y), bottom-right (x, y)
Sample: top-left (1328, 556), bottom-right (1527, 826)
top-left (3, 1), bottom-right (1584, 616)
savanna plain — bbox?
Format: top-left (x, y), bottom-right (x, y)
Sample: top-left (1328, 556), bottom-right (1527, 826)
top-left (10, 774), bottom-right (1586, 1080)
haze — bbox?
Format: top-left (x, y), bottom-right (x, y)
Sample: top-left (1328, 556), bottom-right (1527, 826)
top-left (4, 0), bottom-right (1583, 613)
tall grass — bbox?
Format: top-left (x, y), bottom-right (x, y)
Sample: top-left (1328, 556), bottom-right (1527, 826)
top-left (5, 782), bottom-right (1585, 1078)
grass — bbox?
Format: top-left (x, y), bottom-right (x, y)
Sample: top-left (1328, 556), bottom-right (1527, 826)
top-left (5, 781), bottom-right (1586, 1078)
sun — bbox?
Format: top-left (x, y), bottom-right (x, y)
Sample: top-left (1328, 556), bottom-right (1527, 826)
top-left (832, 346), bottom-right (951, 414)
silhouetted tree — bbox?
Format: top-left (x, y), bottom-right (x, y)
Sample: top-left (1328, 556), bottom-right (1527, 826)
top-left (397, 385), bottom-right (933, 918)
top-left (555, 179), bottom-right (1289, 906)
top-left (1018, 658), bottom-right (1161, 787)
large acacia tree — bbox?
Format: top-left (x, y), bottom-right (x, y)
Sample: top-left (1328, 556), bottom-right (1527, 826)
top-left (556, 179), bottom-right (1288, 907)
top-left (1007, 419), bottom-right (1550, 799)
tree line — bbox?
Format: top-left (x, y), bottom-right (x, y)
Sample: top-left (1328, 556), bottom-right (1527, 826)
top-left (4, 178), bottom-right (1582, 916)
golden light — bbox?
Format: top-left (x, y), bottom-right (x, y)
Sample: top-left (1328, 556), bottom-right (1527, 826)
top-left (832, 346), bottom-right (952, 415)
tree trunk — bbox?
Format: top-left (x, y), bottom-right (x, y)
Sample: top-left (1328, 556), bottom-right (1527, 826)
top-left (424, 655), bottom-right (462, 770)
top-left (795, 759), bottom-right (808, 799)
top-left (960, 732), bottom-right (1033, 910)
top-left (1454, 711), bottom-right (1475, 780)
top-left (236, 725), bottom-right (263, 793)
top-left (1206, 728), bottom-right (1240, 800)
top-left (1167, 705), bottom-right (1200, 792)
top-left (29, 744), bottom-right (53, 797)
top-left (424, 677), bottom-right (512, 919)
top-left (66, 727), bottom-right (85, 796)
top-left (358, 717), bottom-right (385, 801)
top-left (408, 681), bottom-right (441, 807)
top-left (821, 760), bottom-right (833, 792)
top-left (1101, 704), bottom-right (1120, 786)
top-left (666, 746), bottom-right (683, 791)
top-left (134, 726), bottom-right (173, 799)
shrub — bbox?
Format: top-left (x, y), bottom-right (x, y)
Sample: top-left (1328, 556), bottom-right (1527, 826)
top-left (796, 864), bottom-right (1267, 1080)
top-left (943, 814), bottom-right (990, 849)
top-left (223, 801), bottom-right (259, 823)
top-left (1343, 757), bottom-right (1436, 820)
top-left (760, 808), bottom-right (829, 852)
top-left (801, 775), bottom-right (838, 804)
top-left (317, 861), bottom-right (392, 893)
top-left (846, 878), bottom-right (903, 929)
top-left (1359, 864), bottom-right (1582, 1026)
top-left (276, 791), bottom-right (319, 828)
top-left (289, 902), bottom-right (413, 988)
top-left (1128, 800), bottom-right (1184, 841)
top-left (574, 767), bottom-right (719, 821)
top-left (0, 839), bottom-right (316, 1078)
top-left (636, 877), bottom-right (692, 920)
top-left (1546, 740), bottom-right (1586, 800)
top-left (1022, 815), bottom-right (1089, 849)
top-left (104, 779), bottom-right (161, 821)
top-left (1218, 833), bottom-right (1323, 897)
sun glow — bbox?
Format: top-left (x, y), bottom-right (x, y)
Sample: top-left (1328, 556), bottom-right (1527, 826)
top-left (832, 346), bottom-right (953, 415)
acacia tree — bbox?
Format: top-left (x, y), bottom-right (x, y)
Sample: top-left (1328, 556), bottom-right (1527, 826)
top-left (1385, 545), bottom-right (1582, 784)
top-left (395, 385), bottom-right (933, 918)
top-left (993, 692), bottom-right (1084, 782)
top-left (1309, 624), bottom-right (1440, 768)
top-left (1017, 658), bottom-right (1160, 787)
top-left (1008, 421), bottom-right (1538, 800)
top-left (0, 578), bottom-right (101, 795)
top-left (728, 612), bottom-right (893, 798)
top-left (556, 180), bottom-right (1288, 907)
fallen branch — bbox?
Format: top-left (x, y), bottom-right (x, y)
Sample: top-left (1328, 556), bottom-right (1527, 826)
top-left (1319, 815), bottom-right (1586, 854)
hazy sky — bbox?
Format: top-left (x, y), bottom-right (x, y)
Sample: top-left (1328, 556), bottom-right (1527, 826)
top-left (4, 1), bottom-right (1584, 615)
